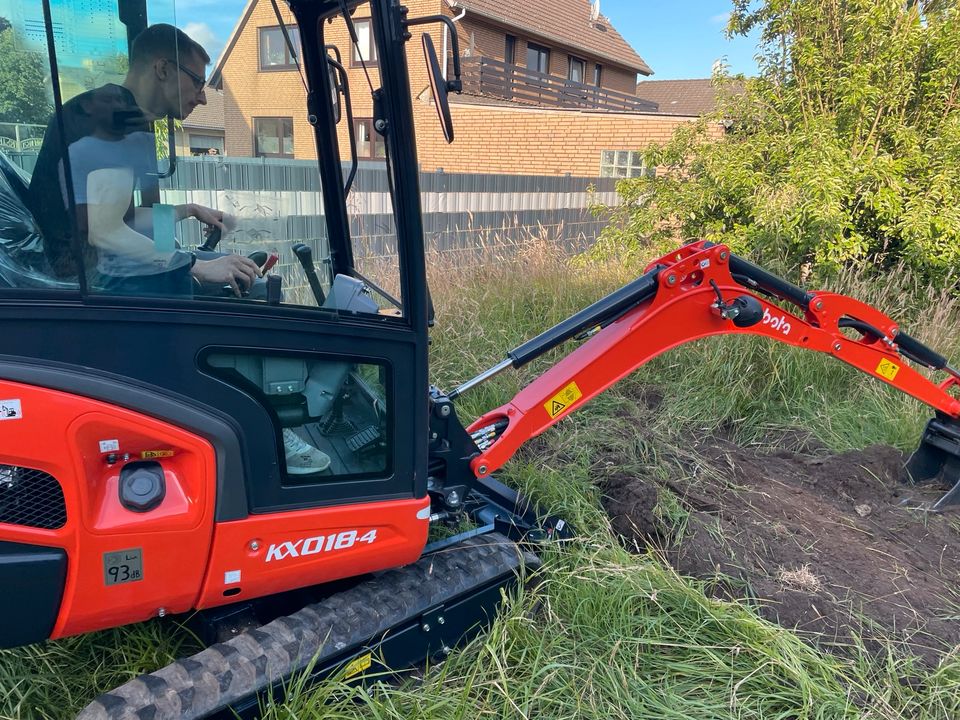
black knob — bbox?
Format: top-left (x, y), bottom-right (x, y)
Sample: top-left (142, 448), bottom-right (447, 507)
top-left (119, 461), bottom-right (166, 513)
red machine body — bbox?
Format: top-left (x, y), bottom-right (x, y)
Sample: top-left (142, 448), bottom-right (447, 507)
top-left (0, 379), bottom-right (428, 640)
top-left (469, 241), bottom-right (960, 477)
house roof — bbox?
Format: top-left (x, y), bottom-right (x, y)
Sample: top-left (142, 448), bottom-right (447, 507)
top-left (209, 0), bottom-right (258, 88)
top-left (184, 89), bottom-right (225, 131)
top-left (447, 0), bottom-right (652, 75)
top-left (635, 78), bottom-right (735, 116)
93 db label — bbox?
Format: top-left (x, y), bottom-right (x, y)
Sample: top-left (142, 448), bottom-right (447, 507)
top-left (103, 548), bottom-right (143, 585)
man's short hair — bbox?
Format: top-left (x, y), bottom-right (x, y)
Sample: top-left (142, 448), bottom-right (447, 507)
top-left (130, 24), bottom-right (210, 68)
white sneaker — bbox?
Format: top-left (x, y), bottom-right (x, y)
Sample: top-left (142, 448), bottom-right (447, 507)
top-left (282, 428), bottom-right (331, 474)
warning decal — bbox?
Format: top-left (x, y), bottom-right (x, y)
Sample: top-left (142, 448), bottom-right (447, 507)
top-left (876, 358), bottom-right (901, 381)
top-left (545, 382), bottom-right (583, 419)
top-left (344, 653), bottom-right (372, 678)
top-left (0, 399), bottom-right (22, 420)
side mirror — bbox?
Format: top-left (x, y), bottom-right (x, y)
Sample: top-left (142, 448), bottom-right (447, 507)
top-left (328, 59), bottom-right (342, 124)
top-left (421, 33), bottom-right (454, 144)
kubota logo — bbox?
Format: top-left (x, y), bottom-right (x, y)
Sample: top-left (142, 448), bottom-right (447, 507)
top-left (265, 529), bottom-right (378, 563)
top-left (762, 308), bottom-right (792, 335)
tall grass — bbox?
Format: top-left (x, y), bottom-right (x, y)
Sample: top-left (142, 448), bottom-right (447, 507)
top-left (1, 241), bottom-right (958, 719)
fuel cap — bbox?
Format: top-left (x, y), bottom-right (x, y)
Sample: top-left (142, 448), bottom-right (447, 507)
top-left (119, 461), bottom-right (166, 512)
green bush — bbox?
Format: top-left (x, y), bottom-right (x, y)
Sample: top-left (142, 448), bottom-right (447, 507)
top-left (597, 0), bottom-right (960, 281)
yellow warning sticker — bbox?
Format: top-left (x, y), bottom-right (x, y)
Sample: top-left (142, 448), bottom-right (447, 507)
top-left (876, 358), bottom-right (901, 381)
top-left (545, 382), bottom-right (583, 419)
top-left (344, 652), bottom-right (372, 678)
top-left (141, 450), bottom-right (175, 459)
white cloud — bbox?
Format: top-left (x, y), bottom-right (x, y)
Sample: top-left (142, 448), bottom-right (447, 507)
top-left (711, 11), bottom-right (731, 24)
top-left (183, 21), bottom-right (223, 66)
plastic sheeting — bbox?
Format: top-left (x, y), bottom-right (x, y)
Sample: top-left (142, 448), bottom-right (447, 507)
top-left (0, 152), bottom-right (76, 289)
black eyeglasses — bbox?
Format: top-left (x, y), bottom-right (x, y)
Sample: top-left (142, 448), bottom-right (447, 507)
top-left (167, 60), bottom-right (207, 91)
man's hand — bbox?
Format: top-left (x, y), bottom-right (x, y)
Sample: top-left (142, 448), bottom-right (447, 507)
top-left (191, 254), bottom-right (261, 297)
top-left (177, 203), bottom-right (236, 238)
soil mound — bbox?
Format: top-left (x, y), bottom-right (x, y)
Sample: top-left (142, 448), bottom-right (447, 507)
top-left (603, 425), bottom-right (960, 662)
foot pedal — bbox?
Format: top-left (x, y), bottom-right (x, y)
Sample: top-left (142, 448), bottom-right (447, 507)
top-left (346, 425), bottom-right (381, 453)
top-left (905, 415), bottom-right (960, 510)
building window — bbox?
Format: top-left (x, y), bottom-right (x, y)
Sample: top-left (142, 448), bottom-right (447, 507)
top-left (354, 118), bottom-right (386, 159)
top-left (526, 42), bottom-right (550, 74)
top-left (568, 56), bottom-right (586, 83)
top-left (600, 150), bottom-right (652, 178)
top-left (254, 117), bottom-right (294, 158)
top-left (504, 34), bottom-right (516, 64)
top-left (189, 133), bottom-right (225, 156)
top-left (594, 63), bottom-right (603, 86)
top-left (259, 26), bottom-right (301, 70)
top-left (351, 19), bottom-right (378, 65)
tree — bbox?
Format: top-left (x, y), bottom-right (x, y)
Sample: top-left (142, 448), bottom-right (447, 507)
top-left (0, 22), bottom-right (53, 126)
top-left (598, 0), bottom-right (960, 280)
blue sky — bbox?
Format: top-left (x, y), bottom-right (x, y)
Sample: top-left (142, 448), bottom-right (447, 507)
top-left (173, 0), bottom-right (762, 80)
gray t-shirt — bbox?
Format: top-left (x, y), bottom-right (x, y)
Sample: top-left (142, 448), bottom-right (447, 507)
top-left (64, 131), bottom-right (183, 277)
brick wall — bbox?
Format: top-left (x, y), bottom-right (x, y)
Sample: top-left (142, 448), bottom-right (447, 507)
top-left (414, 101), bottom-right (721, 175)
top-left (222, 0), bottom-right (440, 159)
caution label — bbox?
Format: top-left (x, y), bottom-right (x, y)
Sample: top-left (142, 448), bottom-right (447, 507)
top-left (141, 450), bottom-right (175, 459)
top-left (545, 382), bottom-right (583, 419)
top-left (876, 358), bottom-right (901, 381)
top-left (344, 652), bottom-right (372, 678)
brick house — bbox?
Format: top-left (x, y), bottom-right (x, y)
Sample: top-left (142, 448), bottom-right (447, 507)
top-left (210, 0), bottom-right (718, 176)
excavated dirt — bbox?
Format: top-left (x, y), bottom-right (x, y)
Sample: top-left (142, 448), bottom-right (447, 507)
top-left (601, 393), bottom-right (960, 664)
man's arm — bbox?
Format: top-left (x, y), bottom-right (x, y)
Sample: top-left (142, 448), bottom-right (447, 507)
top-left (139, 184), bottom-right (227, 233)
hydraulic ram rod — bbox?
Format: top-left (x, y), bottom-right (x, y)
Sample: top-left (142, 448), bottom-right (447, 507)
top-left (449, 266), bottom-right (663, 400)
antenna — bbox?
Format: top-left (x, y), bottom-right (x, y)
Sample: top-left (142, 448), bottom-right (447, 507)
top-left (590, 0), bottom-right (600, 23)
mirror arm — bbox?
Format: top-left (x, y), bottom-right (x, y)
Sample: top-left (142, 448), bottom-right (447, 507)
top-left (325, 44), bottom-right (343, 67)
top-left (152, 117), bottom-right (177, 179)
top-left (403, 14), bottom-right (463, 90)
top-left (327, 56), bottom-right (359, 195)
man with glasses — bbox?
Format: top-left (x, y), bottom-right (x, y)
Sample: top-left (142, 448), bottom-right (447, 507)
top-left (30, 23), bottom-right (331, 475)
top-left (30, 23), bottom-right (259, 293)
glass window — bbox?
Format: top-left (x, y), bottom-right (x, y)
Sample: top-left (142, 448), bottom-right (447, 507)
top-left (259, 26), bottom-right (301, 70)
top-left (354, 118), bottom-right (385, 159)
top-left (594, 63), bottom-right (603, 86)
top-left (206, 352), bottom-right (391, 483)
top-left (188, 133), bottom-right (224, 156)
top-left (351, 19), bottom-right (378, 65)
top-left (526, 43), bottom-right (550, 74)
top-left (504, 34), bottom-right (516, 65)
top-left (254, 117), bottom-right (294, 158)
top-left (600, 149), bottom-right (653, 178)
top-left (568, 56), bottom-right (585, 83)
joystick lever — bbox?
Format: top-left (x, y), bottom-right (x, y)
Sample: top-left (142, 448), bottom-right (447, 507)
top-left (292, 243), bottom-right (326, 305)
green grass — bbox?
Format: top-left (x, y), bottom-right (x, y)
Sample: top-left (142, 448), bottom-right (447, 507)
top-left (2, 244), bottom-right (959, 719)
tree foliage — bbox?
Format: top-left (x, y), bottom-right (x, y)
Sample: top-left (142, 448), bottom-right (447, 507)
top-left (0, 22), bottom-right (52, 126)
top-left (599, 0), bottom-right (960, 279)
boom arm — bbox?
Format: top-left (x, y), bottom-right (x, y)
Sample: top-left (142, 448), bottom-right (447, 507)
top-left (463, 241), bottom-right (960, 480)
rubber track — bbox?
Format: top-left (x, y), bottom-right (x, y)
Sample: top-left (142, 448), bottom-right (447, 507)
top-left (77, 533), bottom-right (535, 720)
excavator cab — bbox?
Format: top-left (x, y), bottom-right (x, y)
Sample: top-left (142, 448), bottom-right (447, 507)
top-left (0, 0), bottom-right (458, 651)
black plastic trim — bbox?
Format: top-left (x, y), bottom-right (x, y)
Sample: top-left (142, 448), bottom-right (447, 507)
top-left (0, 541), bottom-right (67, 649)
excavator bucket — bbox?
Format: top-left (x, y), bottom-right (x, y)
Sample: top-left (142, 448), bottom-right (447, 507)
top-left (905, 416), bottom-right (960, 510)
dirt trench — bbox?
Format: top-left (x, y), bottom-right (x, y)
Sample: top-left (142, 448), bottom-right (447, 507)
top-left (601, 394), bottom-right (960, 663)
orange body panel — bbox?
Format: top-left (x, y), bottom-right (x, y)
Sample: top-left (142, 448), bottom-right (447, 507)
top-left (195, 497), bottom-right (430, 609)
top-left (0, 380), bottom-right (217, 638)
top-left (0, 380), bottom-right (429, 641)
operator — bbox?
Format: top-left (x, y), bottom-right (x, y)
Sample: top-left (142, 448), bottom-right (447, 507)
top-left (30, 23), bottom-right (260, 295)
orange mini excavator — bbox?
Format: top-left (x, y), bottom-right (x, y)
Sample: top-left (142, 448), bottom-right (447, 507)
top-left (1, 1), bottom-right (958, 717)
